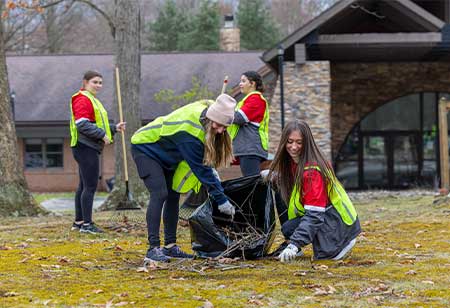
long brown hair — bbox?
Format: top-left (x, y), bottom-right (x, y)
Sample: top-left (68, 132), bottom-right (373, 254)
top-left (203, 120), bottom-right (234, 168)
top-left (269, 120), bottom-right (336, 204)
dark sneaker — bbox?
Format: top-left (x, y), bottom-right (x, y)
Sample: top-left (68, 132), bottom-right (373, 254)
top-left (80, 223), bottom-right (104, 234)
top-left (144, 247), bottom-right (170, 263)
top-left (71, 222), bottom-right (83, 231)
top-left (162, 245), bottom-right (193, 259)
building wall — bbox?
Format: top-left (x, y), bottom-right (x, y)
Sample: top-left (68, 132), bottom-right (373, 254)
top-left (21, 138), bottom-right (115, 192)
top-left (269, 61), bottom-right (332, 159)
top-left (331, 62), bottom-right (450, 158)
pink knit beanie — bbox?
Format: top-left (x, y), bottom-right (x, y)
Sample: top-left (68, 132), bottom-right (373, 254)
top-left (205, 94), bottom-right (236, 126)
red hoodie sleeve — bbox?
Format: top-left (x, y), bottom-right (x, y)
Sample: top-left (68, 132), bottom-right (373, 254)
top-left (72, 93), bottom-right (95, 122)
top-left (239, 94), bottom-right (266, 123)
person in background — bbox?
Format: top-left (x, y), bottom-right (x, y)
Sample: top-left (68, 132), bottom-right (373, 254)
top-left (70, 70), bottom-right (126, 234)
top-left (131, 94), bottom-right (237, 263)
top-left (265, 120), bottom-right (361, 262)
top-left (228, 71), bottom-right (269, 176)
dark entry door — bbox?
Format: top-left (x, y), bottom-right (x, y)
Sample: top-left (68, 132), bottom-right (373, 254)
top-left (362, 133), bottom-right (419, 189)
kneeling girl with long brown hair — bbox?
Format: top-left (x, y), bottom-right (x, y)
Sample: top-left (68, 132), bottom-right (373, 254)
top-left (267, 120), bottom-right (361, 262)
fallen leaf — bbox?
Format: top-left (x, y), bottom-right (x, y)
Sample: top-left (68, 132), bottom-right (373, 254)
top-left (136, 267), bottom-right (148, 273)
top-left (312, 264), bottom-right (329, 270)
top-left (422, 280), bottom-right (434, 285)
top-left (58, 256), bottom-right (71, 264)
top-left (93, 289), bottom-right (103, 294)
top-left (114, 302), bottom-right (128, 306)
top-left (115, 245), bottom-right (124, 251)
top-left (4, 291), bottom-right (19, 297)
top-left (202, 301), bottom-right (214, 308)
top-left (16, 242), bottom-right (29, 248)
top-left (19, 257), bottom-right (30, 263)
top-left (406, 270), bottom-right (417, 275)
top-left (248, 299), bottom-right (264, 305)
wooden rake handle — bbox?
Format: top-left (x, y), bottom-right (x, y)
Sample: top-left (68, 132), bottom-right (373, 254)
top-left (221, 75), bottom-right (228, 94)
top-left (115, 67), bottom-right (129, 182)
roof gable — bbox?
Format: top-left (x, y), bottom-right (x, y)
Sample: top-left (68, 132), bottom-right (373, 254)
top-left (263, 0), bottom-right (445, 62)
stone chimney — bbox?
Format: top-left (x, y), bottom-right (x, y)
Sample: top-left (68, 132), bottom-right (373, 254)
top-left (220, 15), bottom-right (240, 52)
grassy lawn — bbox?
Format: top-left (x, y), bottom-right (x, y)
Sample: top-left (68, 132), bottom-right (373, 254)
top-left (33, 192), bottom-right (109, 205)
top-left (1, 194), bottom-right (449, 307)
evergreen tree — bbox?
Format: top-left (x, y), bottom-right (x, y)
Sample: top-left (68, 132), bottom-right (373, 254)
top-left (180, 0), bottom-right (220, 51)
top-left (148, 0), bottom-right (189, 51)
top-left (237, 0), bottom-right (280, 50)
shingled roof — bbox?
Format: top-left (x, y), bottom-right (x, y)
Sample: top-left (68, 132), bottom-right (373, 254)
top-left (7, 52), bottom-right (266, 124)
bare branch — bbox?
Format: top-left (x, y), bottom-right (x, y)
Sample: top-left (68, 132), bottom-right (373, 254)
top-left (73, 0), bottom-right (115, 37)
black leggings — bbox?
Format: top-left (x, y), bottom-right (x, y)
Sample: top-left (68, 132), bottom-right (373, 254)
top-left (239, 155), bottom-right (263, 177)
top-left (72, 143), bottom-right (100, 224)
top-left (132, 149), bottom-right (180, 248)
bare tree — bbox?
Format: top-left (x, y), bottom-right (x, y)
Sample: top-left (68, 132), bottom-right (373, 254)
top-left (271, 0), bottom-right (337, 36)
top-left (0, 0), bottom-right (46, 216)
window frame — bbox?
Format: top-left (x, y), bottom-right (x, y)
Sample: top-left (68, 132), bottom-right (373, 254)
top-left (24, 138), bottom-right (64, 170)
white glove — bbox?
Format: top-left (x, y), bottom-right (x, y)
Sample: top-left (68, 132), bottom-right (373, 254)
top-left (278, 243), bottom-right (299, 262)
top-left (102, 135), bottom-right (111, 145)
top-left (218, 200), bottom-right (235, 216)
top-left (212, 168), bottom-right (221, 181)
top-left (260, 169), bottom-right (270, 179)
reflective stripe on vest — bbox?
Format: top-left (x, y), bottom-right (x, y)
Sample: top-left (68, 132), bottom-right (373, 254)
top-left (70, 90), bottom-right (112, 147)
top-left (287, 166), bottom-right (358, 226)
top-left (227, 91), bottom-right (269, 151)
top-left (131, 100), bottom-right (212, 193)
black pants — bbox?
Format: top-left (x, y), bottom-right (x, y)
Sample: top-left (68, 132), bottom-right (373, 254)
top-left (239, 155), bottom-right (263, 177)
top-left (132, 148), bottom-right (180, 248)
top-left (72, 143), bottom-right (100, 224)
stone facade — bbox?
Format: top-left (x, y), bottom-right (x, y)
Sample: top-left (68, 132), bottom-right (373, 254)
top-left (331, 62), bottom-right (450, 158)
top-left (269, 61), bottom-right (332, 159)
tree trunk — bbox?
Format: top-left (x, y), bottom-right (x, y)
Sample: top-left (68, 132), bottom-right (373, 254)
top-left (100, 0), bottom-right (148, 210)
top-left (0, 2), bottom-right (46, 216)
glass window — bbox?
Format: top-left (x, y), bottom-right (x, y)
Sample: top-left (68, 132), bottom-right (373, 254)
top-left (335, 129), bottom-right (359, 188)
top-left (423, 92), bottom-right (436, 130)
top-left (25, 139), bottom-right (44, 169)
top-left (363, 136), bottom-right (388, 188)
top-left (24, 138), bottom-right (63, 169)
top-left (361, 94), bottom-right (420, 131)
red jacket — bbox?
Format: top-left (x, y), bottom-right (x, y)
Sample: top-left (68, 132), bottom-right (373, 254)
top-left (72, 88), bottom-right (96, 122)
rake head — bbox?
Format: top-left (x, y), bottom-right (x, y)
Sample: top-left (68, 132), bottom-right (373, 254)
top-left (109, 199), bottom-right (146, 225)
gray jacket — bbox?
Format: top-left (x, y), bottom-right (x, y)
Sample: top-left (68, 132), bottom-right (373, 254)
top-left (76, 120), bottom-right (117, 153)
top-left (286, 206), bottom-right (361, 260)
top-left (232, 110), bottom-right (268, 159)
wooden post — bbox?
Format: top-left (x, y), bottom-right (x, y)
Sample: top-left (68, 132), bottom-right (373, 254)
top-left (439, 97), bottom-right (449, 191)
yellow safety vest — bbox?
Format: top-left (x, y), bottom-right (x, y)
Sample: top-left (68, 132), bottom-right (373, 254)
top-left (227, 91), bottom-right (269, 151)
top-left (70, 90), bottom-right (113, 147)
top-left (131, 100), bottom-right (212, 193)
top-left (288, 166), bottom-right (358, 226)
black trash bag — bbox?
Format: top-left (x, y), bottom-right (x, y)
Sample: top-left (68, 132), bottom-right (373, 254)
top-left (189, 175), bottom-right (276, 259)
top-left (182, 185), bottom-right (208, 208)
